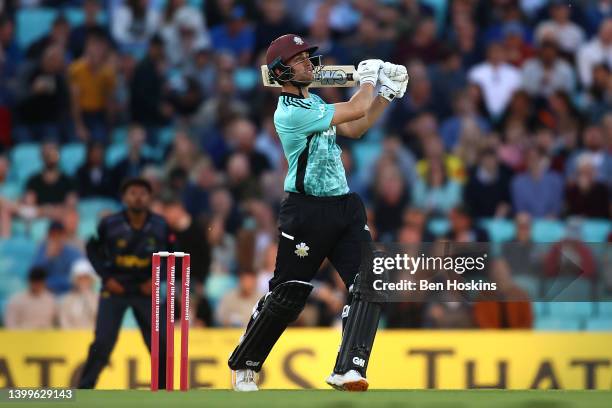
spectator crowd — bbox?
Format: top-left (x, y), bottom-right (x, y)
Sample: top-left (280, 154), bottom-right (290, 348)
top-left (0, 0), bottom-right (611, 330)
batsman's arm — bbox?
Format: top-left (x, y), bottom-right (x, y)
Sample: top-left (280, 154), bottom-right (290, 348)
top-left (330, 83), bottom-right (375, 126)
top-left (336, 95), bottom-right (389, 139)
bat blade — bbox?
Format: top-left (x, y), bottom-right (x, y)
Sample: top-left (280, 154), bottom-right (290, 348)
top-left (261, 65), bottom-right (359, 88)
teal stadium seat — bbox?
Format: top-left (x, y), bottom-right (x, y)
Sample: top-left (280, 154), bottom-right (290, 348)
top-left (352, 142), bottom-right (381, 183)
top-left (535, 317), bottom-right (581, 330)
top-left (9, 143), bottom-right (43, 185)
top-left (112, 127), bottom-right (128, 144)
top-left (205, 274), bottom-right (238, 309)
top-left (585, 319), bottom-right (612, 331)
top-left (597, 302), bottom-right (612, 318)
top-left (480, 218), bottom-right (516, 243)
top-left (60, 143), bottom-right (86, 176)
top-left (548, 302), bottom-right (594, 318)
top-left (122, 308), bottom-right (138, 328)
top-left (533, 302), bottom-right (549, 318)
top-left (581, 219), bottom-right (611, 243)
top-left (78, 198), bottom-right (121, 221)
top-left (78, 217), bottom-right (99, 241)
top-left (16, 8), bottom-right (57, 49)
top-left (0, 238), bottom-right (37, 283)
top-left (532, 220), bottom-right (565, 243)
top-left (428, 218), bottom-right (450, 237)
top-left (105, 143), bottom-right (128, 167)
top-left (30, 218), bottom-right (51, 241)
top-left (0, 181), bottom-right (22, 200)
top-left (542, 277), bottom-right (593, 301)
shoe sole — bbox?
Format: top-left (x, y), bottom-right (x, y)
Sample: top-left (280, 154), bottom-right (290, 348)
top-left (342, 379), bottom-right (369, 392)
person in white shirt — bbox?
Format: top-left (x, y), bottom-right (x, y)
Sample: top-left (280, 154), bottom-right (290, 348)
top-left (576, 18), bottom-right (612, 87)
top-left (535, 1), bottom-right (585, 54)
top-left (468, 42), bottom-right (522, 118)
top-left (58, 259), bottom-right (99, 329)
top-left (522, 39), bottom-right (575, 97)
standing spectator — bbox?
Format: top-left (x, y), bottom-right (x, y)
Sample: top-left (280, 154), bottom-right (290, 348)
top-left (215, 270), bottom-right (263, 327)
top-left (210, 6), bottom-right (254, 66)
top-left (33, 221), bottom-right (83, 295)
top-left (15, 45), bottom-right (70, 143)
top-left (69, 32), bottom-right (116, 142)
top-left (129, 35), bottom-right (171, 129)
top-left (522, 39), bottom-right (576, 98)
top-left (24, 141), bottom-right (76, 206)
top-left (4, 267), bottom-right (57, 329)
top-left (59, 259), bottom-right (99, 329)
top-left (511, 147), bottom-right (564, 218)
top-left (565, 153), bottom-right (610, 218)
top-left (26, 15), bottom-right (70, 61)
top-left (111, 0), bottom-right (162, 54)
top-left (69, 0), bottom-right (113, 58)
top-left (76, 141), bottom-right (114, 198)
top-left (464, 147), bottom-right (513, 218)
top-left (576, 18), bottom-right (612, 87)
top-left (468, 41), bottom-right (522, 118)
top-left (535, 0), bottom-right (585, 55)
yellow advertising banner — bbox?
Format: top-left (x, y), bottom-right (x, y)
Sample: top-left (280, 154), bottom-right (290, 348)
top-left (0, 329), bottom-right (611, 390)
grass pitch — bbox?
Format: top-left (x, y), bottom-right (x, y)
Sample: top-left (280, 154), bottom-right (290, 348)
top-left (4, 390), bottom-right (611, 408)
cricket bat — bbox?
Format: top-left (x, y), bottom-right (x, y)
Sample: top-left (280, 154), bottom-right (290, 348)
top-left (261, 65), bottom-right (359, 87)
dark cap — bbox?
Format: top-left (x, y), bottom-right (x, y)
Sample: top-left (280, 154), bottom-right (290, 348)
top-left (266, 34), bottom-right (318, 67)
top-left (48, 220), bottom-right (65, 234)
top-left (120, 177), bottom-right (153, 195)
top-left (28, 267), bottom-right (48, 282)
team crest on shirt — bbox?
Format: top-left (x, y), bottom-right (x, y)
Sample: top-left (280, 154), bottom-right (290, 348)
top-left (295, 242), bottom-right (310, 258)
top-left (293, 36), bottom-right (304, 45)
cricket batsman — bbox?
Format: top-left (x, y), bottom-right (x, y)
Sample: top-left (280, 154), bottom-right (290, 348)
top-left (228, 34), bottom-right (408, 392)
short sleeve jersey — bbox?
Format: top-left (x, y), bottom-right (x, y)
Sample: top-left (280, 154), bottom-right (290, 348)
top-left (274, 92), bottom-right (349, 196)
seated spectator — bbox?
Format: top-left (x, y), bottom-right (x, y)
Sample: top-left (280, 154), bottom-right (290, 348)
top-left (162, 198), bottom-right (211, 291)
top-left (210, 6), bottom-right (254, 66)
top-left (182, 157), bottom-right (218, 217)
top-left (535, 0), bottom-right (585, 55)
top-left (256, 242), bottom-right (277, 294)
top-left (522, 39), bottom-right (575, 98)
top-left (253, 0), bottom-right (294, 57)
top-left (439, 89), bottom-right (490, 151)
top-left (63, 208), bottom-right (85, 252)
top-left (468, 41), bottom-right (522, 119)
top-left (501, 213), bottom-right (543, 277)
top-left (15, 45), bottom-right (70, 143)
top-left (576, 19), bottom-right (612, 88)
top-left (0, 154), bottom-right (14, 236)
top-left (24, 141), bottom-right (76, 207)
top-left (223, 118), bottom-right (271, 178)
top-left (226, 153), bottom-right (262, 202)
top-left (372, 163), bottom-right (409, 241)
top-left (69, 0), bottom-right (114, 58)
top-left (110, 0), bottom-right (162, 54)
top-left (565, 124), bottom-right (612, 186)
top-left (215, 270), bottom-right (263, 327)
top-left (76, 141), bottom-right (114, 198)
top-left (464, 147), bottom-right (513, 218)
top-left (581, 63), bottom-right (612, 123)
top-left (424, 292), bottom-right (474, 328)
top-left (417, 136), bottom-right (466, 184)
top-left (429, 47), bottom-right (468, 120)
top-left (565, 153), bottom-right (610, 218)
top-left (502, 22), bottom-right (536, 67)
top-left (68, 32), bottom-right (116, 142)
top-left (110, 125), bottom-right (153, 190)
top-left (473, 259), bottom-right (533, 329)
top-left (208, 189), bottom-right (239, 274)
top-left (34, 221), bottom-right (83, 295)
top-left (392, 17), bottom-right (442, 64)
top-left (344, 16), bottom-right (393, 63)
top-left (160, 0), bottom-right (210, 69)
top-left (511, 147), bottom-right (563, 218)
top-left (59, 259), bottom-right (99, 329)
top-left (4, 267), bottom-right (57, 329)
top-left (412, 159), bottom-right (462, 216)
top-left (445, 205), bottom-right (490, 242)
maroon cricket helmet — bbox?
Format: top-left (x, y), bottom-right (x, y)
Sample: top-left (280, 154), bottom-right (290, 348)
top-left (265, 34), bottom-right (319, 83)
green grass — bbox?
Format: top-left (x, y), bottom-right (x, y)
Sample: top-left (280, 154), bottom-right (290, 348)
top-left (3, 390), bottom-right (611, 408)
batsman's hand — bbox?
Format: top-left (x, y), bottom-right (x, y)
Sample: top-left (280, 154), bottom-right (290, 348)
top-left (378, 62), bottom-right (409, 102)
top-left (357, 59), bottom-right (383, 87)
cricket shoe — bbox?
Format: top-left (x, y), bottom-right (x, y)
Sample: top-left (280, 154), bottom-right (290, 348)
top-left (325, 370), bottom-right (369, 391)
top-left (231, 369), bottom-right (259, 392)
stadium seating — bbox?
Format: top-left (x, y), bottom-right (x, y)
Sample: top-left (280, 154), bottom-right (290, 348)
top-left (0, 181), bottom-right (23, 200)
top-left (532, 220), bottom-right (566, 243)
top-left (581, 219), bottom-right (612, 243)
top-left (548, 302), bottom-right (594, 319)
top-left (77, 198), bottom-right (121, 221)
top-left (584, 318), bottom-right (612, 331)
top-left (205, 274), bottom-right (238, 309)
top-left (9, 143), bottom-right (43, 185)
top-left (513, 275), bottom-right (539, 300)
top-left (60, 143), bottom-right (86, 176)
top-left (480, 219), bottom-right (516, 243)
top-left (541, 277), bottom-right (594, 301)
top-left (428, 218), bottom-right (450, 237)
top-left (535, 317), bottom-right (582, 331)
top-left (16, 8), bottom-right (57, 49)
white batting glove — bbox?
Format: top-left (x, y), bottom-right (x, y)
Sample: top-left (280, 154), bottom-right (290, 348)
top-left (378, 62), bottom-right (409, 101)
top-left (357, 59), bottom-right (383, 87)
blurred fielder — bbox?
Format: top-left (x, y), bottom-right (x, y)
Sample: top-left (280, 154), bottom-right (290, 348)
top-left (228, 34), bottom-right (408, 392)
